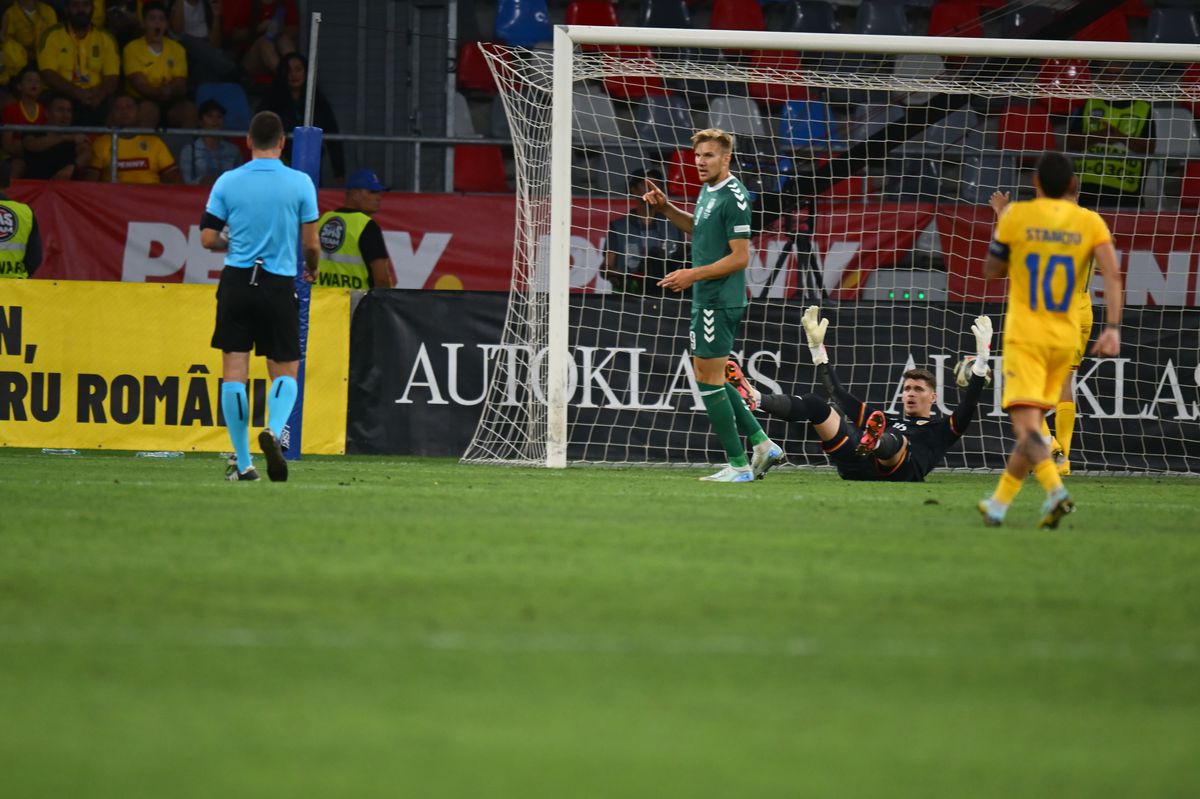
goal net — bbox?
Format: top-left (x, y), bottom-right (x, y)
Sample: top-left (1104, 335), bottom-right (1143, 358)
top-left (463, 27), bottom-right (1200, 475)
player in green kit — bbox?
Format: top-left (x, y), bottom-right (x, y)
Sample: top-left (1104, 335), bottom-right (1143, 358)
top-left (643, 128), bottom-right (784, 482)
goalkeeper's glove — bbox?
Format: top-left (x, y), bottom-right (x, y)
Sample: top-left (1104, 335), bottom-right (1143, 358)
top-left (971, 315), bottom-right (992, 377)
top-left (801, 305), bottom-right (829, 366)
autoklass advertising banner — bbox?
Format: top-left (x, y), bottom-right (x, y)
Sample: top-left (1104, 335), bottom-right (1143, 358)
top-left (347, 292), bottom-right (1200, 472)
top-left (0, 281), bottom-right (350, 453)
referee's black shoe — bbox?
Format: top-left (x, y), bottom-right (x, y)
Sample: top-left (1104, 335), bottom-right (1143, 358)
top-left (258, 429), bottom-right (288, 482)
top-left (225, 466), bottom-right (261, 482)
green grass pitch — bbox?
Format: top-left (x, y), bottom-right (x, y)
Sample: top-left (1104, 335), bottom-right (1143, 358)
top-left (1, 448), bottom-right (1198, 798)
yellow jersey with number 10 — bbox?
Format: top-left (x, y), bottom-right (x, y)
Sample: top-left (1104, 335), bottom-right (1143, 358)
top-left (991, 197), bottom-right (1111, 351)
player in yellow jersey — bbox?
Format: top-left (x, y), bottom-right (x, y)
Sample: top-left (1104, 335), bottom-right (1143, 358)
top-left (989, 187), bottom-right (1092, 476)
top-left (979, 152), bottom-right (1123, 529)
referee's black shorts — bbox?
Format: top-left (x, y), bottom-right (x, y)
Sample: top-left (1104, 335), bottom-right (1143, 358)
top-left (210, 265), bottom-right (300, 361)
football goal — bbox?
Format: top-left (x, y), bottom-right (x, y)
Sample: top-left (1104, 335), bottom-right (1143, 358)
top-left (463, 25), bottom-right (1200, 475)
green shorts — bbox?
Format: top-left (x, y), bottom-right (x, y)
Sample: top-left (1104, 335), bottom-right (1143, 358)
top-left (689, 306), bottom-right (745, 359)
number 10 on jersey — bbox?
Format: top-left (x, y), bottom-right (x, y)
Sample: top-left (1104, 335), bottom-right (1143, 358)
top-left (1024, 253), bottom-right (1076, 312)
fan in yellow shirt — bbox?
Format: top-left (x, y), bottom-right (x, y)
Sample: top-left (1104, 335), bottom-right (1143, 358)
top-left (978, 151), bottom-right (1123, 530)
top-left (36, 0), bottom-right (119, 125)
top-left (87, 93), bottom-right (181, 184)
top-left (123, 1), bottom-right (195, 128)
top-left (2, 0), bottom-right (58, 60)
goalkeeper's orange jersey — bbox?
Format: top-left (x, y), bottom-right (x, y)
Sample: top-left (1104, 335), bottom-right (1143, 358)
top-left (990, 197), bottom-right (1111, 351)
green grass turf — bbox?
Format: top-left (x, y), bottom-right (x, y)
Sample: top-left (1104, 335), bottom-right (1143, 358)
top-left (0, 448), bottom-right (1198, 798)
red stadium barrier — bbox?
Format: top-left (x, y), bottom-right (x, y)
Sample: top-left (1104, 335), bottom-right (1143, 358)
top-left (8, 181), bottom-right (1200, 306)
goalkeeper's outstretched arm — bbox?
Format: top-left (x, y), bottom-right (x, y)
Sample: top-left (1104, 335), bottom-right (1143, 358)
top-left (801, 306), bottom-right (866, 423)
top-left (948, 316), bottom-right (993, 436)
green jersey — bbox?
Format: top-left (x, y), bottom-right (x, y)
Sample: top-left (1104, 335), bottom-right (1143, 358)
top-left (690, 175), bottom-right (752, 309)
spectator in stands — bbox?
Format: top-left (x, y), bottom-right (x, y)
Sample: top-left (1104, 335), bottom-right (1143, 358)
top-left (38, 0), bottom-right (120, 126)
top-left (258, 51), bottom-right (344, 184)
top-left (0, 159), bottom-right (44, 279)
top-left (602, 168), bottom-right (688, 294)
top-left (179, 98), bottom-right (242, 184)
top-left (20, 93), bottom-right (91, 179)
top-left (86, 92), bottom-right (181, 183)
top-left (222, 0), bottom-right (297, 86)
top-left (105, 0), bottom-right (145, 48)
top-left (169, 0), bottom-right (239, 86)
top-left (123, 1), bottom-right (195, 129)
top-left (1064, 64), bottom-right (1155, 209)
top-left (314, 168), bottom-right (396, 290)
top-left (2, 0), bottom-right (59, 62)
top-left (2, 66), bottom-right (47, 177)
top-left (1, 15), bottom-right (31, 107)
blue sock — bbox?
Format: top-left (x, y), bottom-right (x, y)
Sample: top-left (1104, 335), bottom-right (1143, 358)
top-left (267, 376), bottom-right (298, 438)
top-left (220, 382), bottom-right (252, 472)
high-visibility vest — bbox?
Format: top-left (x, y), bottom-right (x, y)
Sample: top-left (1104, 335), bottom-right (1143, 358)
top-left (1075, 98), bottom-right (1152, 193)
top-left (315, 210), bottom-right (372, 290)
top-left (0, 199), bottom-right (34, 279)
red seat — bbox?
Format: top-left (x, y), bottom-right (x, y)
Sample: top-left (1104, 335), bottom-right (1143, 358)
top-left (1076, 9), bottom-right (1130, 42)
top-left (998, 104), bottom-right (1059, 155)
top-left (1179, 161), bottom-right (1200, 210)
top-left (566, 0), bottom-right (619, 27)
top-left (928, 1), bottom-right (983, 38)
top-left (710, 0), bottom-right (765, 32)
top-left (454, 145), bottom-right (509, 192)
top-left (666, 147), bottom-right (700, 200)
top-left (746, 49), bottom-right (809, 109)
top-left (1038, 59), bottom-right (1091, 116)
top-left (600, 45), bottom-right (670, 98)
top-left (457, 42), bottom-right (500, 96)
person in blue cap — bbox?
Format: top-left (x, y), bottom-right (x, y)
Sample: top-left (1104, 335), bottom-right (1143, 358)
top-left (314, 168), bottom-right (396, 290)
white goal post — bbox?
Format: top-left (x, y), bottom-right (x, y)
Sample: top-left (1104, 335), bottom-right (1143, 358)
top-left (464, 25), bottom-right (1200, 474)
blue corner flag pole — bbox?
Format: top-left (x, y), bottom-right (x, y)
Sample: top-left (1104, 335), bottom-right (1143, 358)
top-left (283, 125), bottom-right (323, 462)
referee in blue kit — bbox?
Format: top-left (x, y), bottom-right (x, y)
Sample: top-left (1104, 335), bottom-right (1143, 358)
top-left (201, 111), bottom-right (321, 483)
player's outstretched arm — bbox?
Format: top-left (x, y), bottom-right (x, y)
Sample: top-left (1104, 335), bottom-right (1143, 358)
top-left (802, 306), bottom-right (864, 422)
top-left (950, 315), bottom-right (993, 435)
top-left (1090, 242), bottom-right (1123, 357)
top-left (642, 179), bottom-right (693, 234)
top-left (988, 191), bottom-right (1010, 218)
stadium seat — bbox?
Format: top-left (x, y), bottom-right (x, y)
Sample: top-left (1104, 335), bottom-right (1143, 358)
top-left (883, 158), bottom-right (942, 203)
top-left (454, 145), bottom-right (509, 192)
top-left (494, 0), bottom-right (552, 47)
top-left (665, 147), bottom-right (701, 199)
top-left (857, 0), bottom-right (911, 36)
top-left (782, 1), bottom-right (839, 35)
top-left (1145, 7), bottom-right (1200, 44)
top-left (573, 84), bottom-right (623, 146)
top-left (709, 0), bottom-right (765, 32)
top-left (1152, 106), bottom-right (1200, 158)
top-left (928, 1), bottom-right (983, 38)
top-left (779, 99), bottom-right (841, 149)
top-left (1000, 3), bottom-right (1054, 38)
top-left (600, 47), bottom-right (670, 99)
top-left (638, 0), bottom-right (693, 29)
top-left (633, 94), bottom-right (694, 150)
top-left (998, 104), bottom-right (1058, 155)
top-left (1037, 59), bottom-right (1091, 116)
top-left (1075, 9), bottom-right (1131, 42)
top-left (457, 42), bottom-right (500, 97)
top-left (195, 83), bottom-right (251, 132)
top-left (1178, 160), bottom-right (1200, 209)
top-left (907, 107), bottom-right (985, 154)
top-left (958, 154), bottom-right (1021, 204)
top-left (489, 97), bottom-right (512, 140)
top-left (566, 0), bottom-right (619, 27)
top-left (588, 149), bottom-right (655, 195)
top-left (452, 92), bottom-right (481, 138)
top-left (746, 49), bottom-right (808, 109)
top-left (706, 95), bottom-right (770, 140)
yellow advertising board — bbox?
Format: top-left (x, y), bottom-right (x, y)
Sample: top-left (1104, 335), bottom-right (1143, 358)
top-left (0, 281), bottom-right (350, 454)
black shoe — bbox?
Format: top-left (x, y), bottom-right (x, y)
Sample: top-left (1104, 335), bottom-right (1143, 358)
top-left (258, 429), bottom-right (288, 482)
top-left (225, 466), bottom-right (261, 482)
